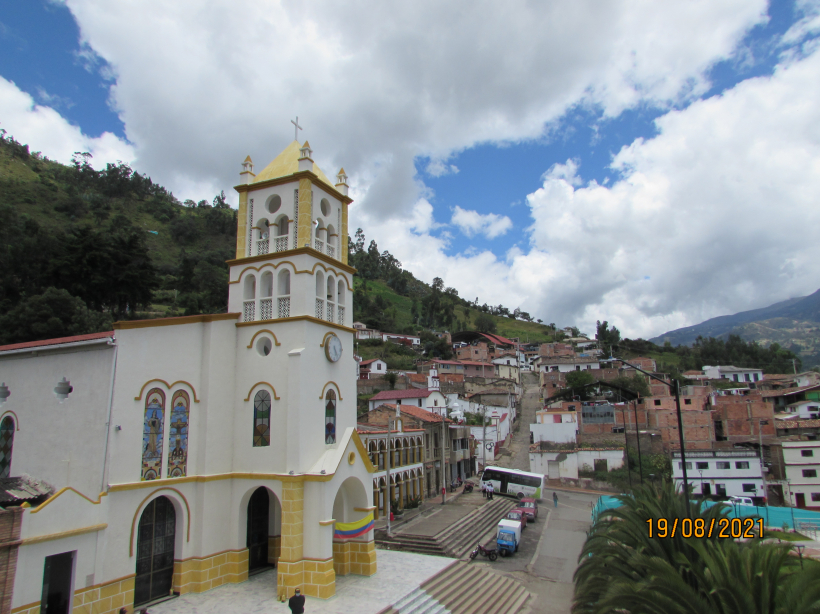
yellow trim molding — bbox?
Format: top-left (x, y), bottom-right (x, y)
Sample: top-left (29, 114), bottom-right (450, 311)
top-left (227, 246), bottom-right (356, 275)
top-left (351, 430), bottom-right (377, 474)
top-left (109, 472), bottom-right (335, 494)
top-left (246, 329), bottom-right (282, 348)
top-left (229, 258), bottom-right (355, 290)
top-left (244, 382), bottom-right (281, 402)
top-left (21, 524), bottom-right (108, 545)
top-left (319, 331), bottom-right (338, 348)
top-left (319, 381), bottom-right (343, 400)
top-left (31, 487), bottom-right (107, 513)
top-left (0, 410), bottom-right (20, 430)
top-left (135, 379), bottom-right (200, 403)
top-left (236, 315), bottom-right (354, 334)
top-left (318, 519), bottom-right (336, 526)
top-left (129, 487), bottom-right (191, 556)
top-left (114, 312), bottom-right (240, 330)
top-left (233, 169), bottom-right (353, 204)
top-left (354, 506), bottom-right (376, 512)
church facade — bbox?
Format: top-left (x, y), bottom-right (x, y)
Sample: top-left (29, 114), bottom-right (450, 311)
top-left (0, 140), bottom-right (376, 613)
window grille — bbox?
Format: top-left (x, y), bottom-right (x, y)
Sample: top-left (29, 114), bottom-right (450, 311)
top-left (259, 298), bottom-right (273, 320)
top-left (338, 306), bottom-right (345, 325)
top-left (326, 302), bottom-right (334, 322)
top-left (327, 245), bottom-right (335, 259)
top-left (277, 297), bottom-right (290, 318)
top-left (315, 239), bottom-right (324, 252)
top-left (257, 239), bottom-right (269, 255)
top-left (315, 298), bottom-right (324, 320)
top-left (275, 236), bottom-right (288, 252)
top-left (248, 199), bottom-right (254, 257)
top-left (243, 300), bottom-right (255, 322)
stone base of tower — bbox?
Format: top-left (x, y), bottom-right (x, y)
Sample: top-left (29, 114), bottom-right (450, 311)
top-left (277, 558), bottom-right (336, 600)
top-left (333, 540), bottom-right (377, 577)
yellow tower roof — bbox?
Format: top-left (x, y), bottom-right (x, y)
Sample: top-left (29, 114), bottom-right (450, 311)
top-left (252, 140), bottom-right (335, 190)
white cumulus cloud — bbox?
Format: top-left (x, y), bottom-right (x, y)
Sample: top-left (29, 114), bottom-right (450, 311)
top-left (451, 206), bottom-right (513, 239)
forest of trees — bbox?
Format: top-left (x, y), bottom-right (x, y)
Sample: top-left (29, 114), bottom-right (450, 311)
top-left (0, 132), bottom-right (236, 344)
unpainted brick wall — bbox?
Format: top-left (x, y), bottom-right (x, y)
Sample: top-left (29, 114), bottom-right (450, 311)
top-left (0, 507), bottom-right (24, 614)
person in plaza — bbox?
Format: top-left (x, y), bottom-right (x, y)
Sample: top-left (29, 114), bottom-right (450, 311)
top-left (289, 588), bottom-right (306, 614)
top-left (487, 483), bottom-right (494, 500)
top-left (480, 481), bottom-right (486, 498)
top-left (553, 492), bottom-right (558, 508)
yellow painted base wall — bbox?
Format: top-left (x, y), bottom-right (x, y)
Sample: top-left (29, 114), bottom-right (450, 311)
top-left (333, 540), bottom-right (377, 577)
top-left (277, 558), bottom-right (335, 601)
top-left (173, 548), bottom-right (249, 594)
top-left (12, 575), bottom-right (135, 614)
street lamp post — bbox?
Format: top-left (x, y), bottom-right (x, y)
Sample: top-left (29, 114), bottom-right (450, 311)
top-left (787, 478), bottom-right (796, 530)
top-left (699, 469), bottom-right (704, 497)
top-left (633, 399), bottom-right (643, 485)
top-left (614, 356), bottom-right (690, 515)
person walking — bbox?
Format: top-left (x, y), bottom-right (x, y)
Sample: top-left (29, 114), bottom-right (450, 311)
top-left (481, 482), bottom-right (486, 499)
top-left (553, 492), bottom-right (558, 508)
top-left (488, 483), bottom-right (494, 500)
top-left (288, 588), bottom-right (306, 614)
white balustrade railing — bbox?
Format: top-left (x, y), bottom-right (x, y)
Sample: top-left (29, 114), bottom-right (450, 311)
top-left (315, 298), bottom-right (324, 320)
top-left (257, 239), bottom-right (269, 255)
top-left (277, 297), bottom-right (290, 318)
top-left (337, 306), bottom-right (345, 325)
top-left (274, 236), bottom-right (288, 252)
top-left (326, 302), bottom-right (335, 322)
top-left (327, 245), bottom-right (335, 259)
top-left (243, 300), bottom-right (255, 322)
top-left (259, 297), bottom-right (273, 320)
top-left (315, 239), bottom-right (324, 252)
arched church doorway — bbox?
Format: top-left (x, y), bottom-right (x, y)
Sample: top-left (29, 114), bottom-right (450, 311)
top-left (135, 496), bottom-right (176, 607)
top-left (247, 487), bottom-right (270, 573)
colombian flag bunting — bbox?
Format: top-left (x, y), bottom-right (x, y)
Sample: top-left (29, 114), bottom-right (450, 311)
top-left (334, 512), bottom-right (374, 540)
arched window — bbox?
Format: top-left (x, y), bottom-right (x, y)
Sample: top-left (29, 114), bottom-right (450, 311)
top-left (253, 391), bottom-right (271, 447)
top-left (325, 390), bottom-right (336, 444)
top-left (243, 274), bottom-right (257, 322)
top-left (167, 391), bottom-right (189, 478)
top-left (277, 270), bottom-right (291, 318)
top-left (0, 417), bottom-right (14, 478)
top-left (141, 389), bottom-right (165, 480)
top-left (402, 440), bottom-right (408, 466)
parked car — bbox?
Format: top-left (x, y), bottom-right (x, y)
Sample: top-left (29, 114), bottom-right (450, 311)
top-left (519, 497), bottom-right (538, 522)
top-left (727, 496), bottom-right (754, 506)
top-left (506, 509), bottom-right (528, 531)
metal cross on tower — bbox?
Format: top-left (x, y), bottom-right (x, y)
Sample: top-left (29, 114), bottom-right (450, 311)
top-left (291, 116), bottom-right (302, 141)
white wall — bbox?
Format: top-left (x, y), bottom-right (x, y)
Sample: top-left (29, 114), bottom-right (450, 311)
top-left (530, 421), bottom-right (577, 444)
top-left (0, 341), bottom-right (115, 496)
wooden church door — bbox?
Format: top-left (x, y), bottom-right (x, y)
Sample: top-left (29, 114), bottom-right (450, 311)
top-left (247, 487), bottom-right (270, 572)
top-left (135, 496), bottom-right (176, 606)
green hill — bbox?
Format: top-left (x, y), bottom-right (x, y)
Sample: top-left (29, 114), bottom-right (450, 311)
top-left (0, 132), bottom-right (560, 348)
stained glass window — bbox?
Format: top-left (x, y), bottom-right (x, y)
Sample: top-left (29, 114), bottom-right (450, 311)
top-left (167, 391), bottom-right (189, 478)
top-left (142, 389), bottom-right (165, 480)
top-left (0, 417), bottom-right (14, 478)
top-left (253, 390), bottom-right (271, 447)
top-left (325, 390), bottom-right (336, 444)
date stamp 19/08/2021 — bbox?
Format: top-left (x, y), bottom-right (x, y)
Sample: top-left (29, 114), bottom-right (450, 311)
top-left (646, 517), bottom-right (764, 539)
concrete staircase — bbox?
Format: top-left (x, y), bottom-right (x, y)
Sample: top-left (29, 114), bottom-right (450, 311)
top-left (376, 497), bottom-right (517, 559)
top-left (377, 561), bottom-right (531, 614)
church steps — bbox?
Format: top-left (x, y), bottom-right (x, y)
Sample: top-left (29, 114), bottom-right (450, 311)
top-left (381, 561), bottom-right (531, 614)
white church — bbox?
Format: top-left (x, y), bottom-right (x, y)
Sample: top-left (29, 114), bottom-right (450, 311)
top-left (0, 140), bottom-right (378, 613)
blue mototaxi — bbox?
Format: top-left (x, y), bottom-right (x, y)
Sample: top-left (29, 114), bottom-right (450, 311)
top-left (496, 518), bottom-right (521, 557)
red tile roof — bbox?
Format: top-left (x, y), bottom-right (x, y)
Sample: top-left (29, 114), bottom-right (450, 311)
top-left (0, 331), bottom-right (115, 353)
top-left (761, 384), bottom-right (820, 398)
top-left (371, 389), bottom-right (435, 401)
top-left (378, 403), bottom-right (452, 423)
top-left (358, 358), bottom-right (382, 366)
top-left (458, 360), bottom-right (494, 367)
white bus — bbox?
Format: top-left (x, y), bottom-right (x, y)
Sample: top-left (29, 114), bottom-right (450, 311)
top-left (480, 466), bottom-right (544, 500)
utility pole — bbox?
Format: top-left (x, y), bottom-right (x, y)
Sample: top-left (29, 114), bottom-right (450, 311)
top-left (482, 404), bottom-right (487, 472)
top-left (621, 404), bottom-right (632, 491)
top-left (615, 356), bottom-right (690, 516)
top-left (386, 417), bottom-right (392, 535)
top-left (633, 398), bottom-right (643, 485)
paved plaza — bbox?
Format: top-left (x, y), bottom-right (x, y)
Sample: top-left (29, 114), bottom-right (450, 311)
top-left (147, 550), bottom-right (453, 614)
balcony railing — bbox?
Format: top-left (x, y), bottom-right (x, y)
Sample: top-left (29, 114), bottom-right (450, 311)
top-left (277, 296), bottom-right (290, 318)
top-left (259, 297), bottom-right (273, 320)
top-left (315, 298), bottom-right (324, 320)
top-left (257, 239), bottom-right (269, 255)
top-left (327, 245), bottom-right (335, 259)
top-left (337, 306), bottom-right (345, 325)
top-left (326, 302), bottom-right (335, 322)
top-left (274, 236), bottom-right (288, 252)
top-left (243, 300), bottom-right (255, 322)
top-left (315, 239), bottom-right (324, 252)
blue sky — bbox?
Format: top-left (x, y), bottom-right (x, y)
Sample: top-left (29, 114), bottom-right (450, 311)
top-left (2, 1), bottom-right (820, 337)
